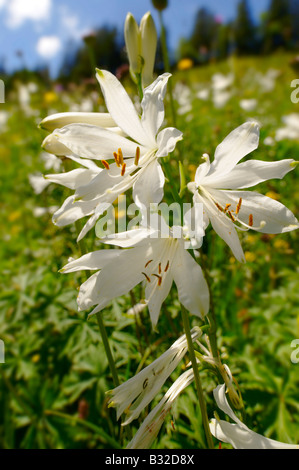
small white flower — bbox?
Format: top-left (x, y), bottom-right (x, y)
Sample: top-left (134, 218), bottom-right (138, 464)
top-left (42, 70), bottom-right (182, 241)
top-left (239, 99), bottom-right (257, 112)
top-left (108, 327), bottom-right (201, 425)
top-left (210, 383), bottom-right (299, 449)
top-left (275, 113), bottom-right (299, 142)
top-left (127, 368), bottom-right (195, 449)
top-left (61, 216), bottom-right (209, 329)
top-left (188, 121), bottom-right (298, 261)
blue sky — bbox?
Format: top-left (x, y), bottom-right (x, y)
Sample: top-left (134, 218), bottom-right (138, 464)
top-left (0, 0), bottom-right (270, 77)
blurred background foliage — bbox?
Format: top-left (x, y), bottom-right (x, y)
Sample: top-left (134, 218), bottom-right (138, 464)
top-left (0, 0), bottom-right (298, 449)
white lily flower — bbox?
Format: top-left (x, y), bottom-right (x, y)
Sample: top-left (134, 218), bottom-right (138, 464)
top-left (43, 70), bottom-right (182, 241)
top-left (108, 327), bottom-right (201, 425)
top-left (61, 216), bottom-right (209, 329)
top-left (127, 368), bottom-right (195, 449)
top-left (187, 121), bottom-right (299, 262)
top-left (210, 383), bottom-right (299, 449)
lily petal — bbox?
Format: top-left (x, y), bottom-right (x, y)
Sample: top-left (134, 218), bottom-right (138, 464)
top-left (40, 112), bottom-right (117, 132)
top-left (45, 168), bottom-right (98, 190)
top-left (210, 188), bottom-right (299, 233)
top-left (203, 159), bottom-right (296, 189)
top-left (141, 73), bottom-right (171, 140)
top-left (156, 127), bottom-right (183, 158)
top-left (96, 69), bottom-right (152, 146)
top-left (209, 121), bottom-right (260, 176)
top-left (133, 159), bottom-right (165, 207)
top-left (172, 244), bottom-right (209, 317)
top-left (61, 250), bottom-right (121, 272)
top-left (50, 124), bottom-right (146, 160)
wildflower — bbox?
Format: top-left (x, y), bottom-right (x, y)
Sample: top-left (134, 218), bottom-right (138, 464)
top-left (108, 327), bottom-right (201, 425)
top-left (61, 216), bottom-right (209, 329)
top-left (42, 71), bottom-right (182, 241)
top-left (127, 368), bottom-right (194, 449)
top-left (187, 121), bottom-right (298, 261)
top-left (210, 383), bottom-right (299, 449)
top-left (124, 11), bottom-right (157, 88)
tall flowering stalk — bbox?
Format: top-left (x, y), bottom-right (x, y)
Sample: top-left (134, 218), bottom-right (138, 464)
top-left (39, 7), bottom-right (299, 450)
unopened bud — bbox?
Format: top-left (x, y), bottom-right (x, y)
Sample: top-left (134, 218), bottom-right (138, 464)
top-left (151, 0), bottom-right (168, 11)
top-left (124, 12), bottom-right (157, 89)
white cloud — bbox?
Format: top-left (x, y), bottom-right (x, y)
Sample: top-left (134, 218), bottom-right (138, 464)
top-left (36, 35), bottom-right (62, 59)
top-left (5, 0), bottom-right (52, 28)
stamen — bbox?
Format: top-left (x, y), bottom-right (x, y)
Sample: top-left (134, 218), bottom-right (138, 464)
top-left (113, 151), bottom-right (120, 167)
top-left (215, 202), bottom-right (224, 212)
top-left (235, 198), bottom-right (242, 215)
top-left (224, 203), bottom-right (231, 213)
top-left (101, 159), bottom-right (110, 170)
top-left (228, 211), bottom-right (236, 222)
top-left (142, 272), bottom-right (151, 283)
top-left (118, 148), bottom-right (124, 165)
top-left (145, 259), bottom-right (153, 268)
top-left (134, 146), bottom-right (140, 166)
top-left (121, 163), bottom-right (126, 176)
top-left (248, 214), bottom-right (253, 227)
top-left (152, 274), bottom-right (162, 286)
top-left (158, 263), bottom-right (162, 274)
top-left (164, 260), bottom-right (170, 272)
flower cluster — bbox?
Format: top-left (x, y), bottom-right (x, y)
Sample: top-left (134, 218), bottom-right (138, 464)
top-left (39, 9), bottom-right (298, 450)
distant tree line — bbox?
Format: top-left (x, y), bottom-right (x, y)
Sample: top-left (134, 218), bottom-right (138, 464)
top-left (177, 0), bottom-right (299, 63)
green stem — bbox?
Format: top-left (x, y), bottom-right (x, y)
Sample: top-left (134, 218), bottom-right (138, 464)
top-left (181, 306), bottom-right (214, 449)
top-left (95, 311), bottom-right (119, 388)
top-left (158, 11), bottom-right (177, 128)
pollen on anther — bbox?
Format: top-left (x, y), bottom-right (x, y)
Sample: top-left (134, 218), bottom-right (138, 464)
top-left (101, 159), bottom-right (110, 170)
top-left (135, 146), bottom-right (140, 166)
top-left (224, 203), bottom-right (231, 213)
top-left (113, 151), bottom-right (120, 167)
top-left (228, 210), bottom-right (236, 222)
top-left (164, 260), bottom-right (170, 272)
top-left (118, 148), bottom-right (124, 165)
top-left (121, 163), bottom-right (126, 176)
top-left (158, 263), bottom-right (162, 274)
top-left (142, 272), bottom-right (151, 283)
top-left (215, 202), bottom-right (224, 212)
top-left (248, 214), bottom-right (253, 227)
top-left (235, 198), bottom-right (242, 215)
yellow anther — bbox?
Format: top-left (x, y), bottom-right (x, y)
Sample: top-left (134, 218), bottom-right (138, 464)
top-left (118, 148), bottom-right (124, 165)
top-left (113, 151), bottom-right (120, 167)
top-left (135, 146), bottom-right (140, 166)
top-left (228, 210), bottom-right (236, 222)
top-left (248, 214), bottom-right (253, 227)
top-left (101, 159), bottom-right (110, 170)
top-left (235, 198), bottom-right (242, 215)
top-left (164, 260), bottom-right (170, 272)
top-left (121, 162), bottom-right (126, 176)
top-left (224, 203), bottom-right (231, 213)
top-left (158, 262), bottom-right (162, 274)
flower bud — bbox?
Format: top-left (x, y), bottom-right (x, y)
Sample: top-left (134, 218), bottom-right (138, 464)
top-left (124, 12), bottom-right (140, 82)
top-left (124, 12), bottom-right (157, 89)
top-left (140, 12), bottom-right (157, 88)
top-left (151, 0), bottom-right (168, 11)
